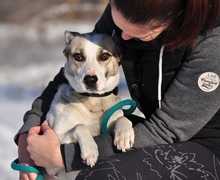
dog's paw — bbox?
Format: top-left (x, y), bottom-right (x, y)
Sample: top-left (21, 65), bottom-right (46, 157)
top-left (114, 117), bottom-right (134, 152)
top-left (80, 138), bottom-right (99, 167)
top-left (73, 124), bottom-right (99, 167)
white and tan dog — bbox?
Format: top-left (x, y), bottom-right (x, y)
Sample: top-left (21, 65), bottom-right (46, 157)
top-left (44, 31), bottom-right (134, 180)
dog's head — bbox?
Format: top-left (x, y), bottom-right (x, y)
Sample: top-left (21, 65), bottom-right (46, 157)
top-left (63, 30), bottom-right (121, 94)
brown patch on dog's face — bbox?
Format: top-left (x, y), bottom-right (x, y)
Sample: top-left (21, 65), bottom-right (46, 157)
top-left (89, 33), bottom-right (121, 78)
top-left (98, 50), bottom-right (119, 78)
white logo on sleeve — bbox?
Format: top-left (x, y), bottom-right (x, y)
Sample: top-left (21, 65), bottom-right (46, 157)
top-left (198, 72), bottom-right (219, 92)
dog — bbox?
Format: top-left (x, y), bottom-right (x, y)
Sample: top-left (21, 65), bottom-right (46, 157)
top-left (43, 31), bottom-right (135, 180)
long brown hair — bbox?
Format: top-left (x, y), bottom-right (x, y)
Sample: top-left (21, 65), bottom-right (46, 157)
top-left (111, 0), bottom-right (220, 50)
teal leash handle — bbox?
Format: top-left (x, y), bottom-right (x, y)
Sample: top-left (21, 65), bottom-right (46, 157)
top-left (11, 158), bottom-right (43, 180)
top-left (101, 99), bottom-right (137, 134)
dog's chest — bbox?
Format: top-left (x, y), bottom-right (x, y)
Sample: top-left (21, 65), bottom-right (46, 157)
top-left (84, 100), bottom-right (108, 114)
top-left (48, 86), bottom-right (120, 137)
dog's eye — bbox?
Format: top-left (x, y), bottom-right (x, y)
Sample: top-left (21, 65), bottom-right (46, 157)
top-left (99, 53), bottom-right (111, 61)
top-left (73, 53), bottom-right (84, 61)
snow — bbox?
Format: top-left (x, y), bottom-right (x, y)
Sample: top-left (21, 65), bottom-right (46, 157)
top-left (0, 20), bottom-right (142, 179)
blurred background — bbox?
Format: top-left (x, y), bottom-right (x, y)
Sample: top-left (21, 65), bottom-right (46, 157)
top-left (0, 0), bottom-right (133, 179)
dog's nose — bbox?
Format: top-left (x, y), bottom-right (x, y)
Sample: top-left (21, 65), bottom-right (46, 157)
top-left (83, 75), bottom-right (98, 88)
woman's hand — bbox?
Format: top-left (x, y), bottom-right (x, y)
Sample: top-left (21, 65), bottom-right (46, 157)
top-left (18, 133), bottom-right (38, 180)
top-left (26, 121), bottom-right (64, 169)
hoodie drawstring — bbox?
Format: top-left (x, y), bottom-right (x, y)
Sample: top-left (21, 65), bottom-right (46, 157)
top-left (158, 45), bottom-right (165, 109)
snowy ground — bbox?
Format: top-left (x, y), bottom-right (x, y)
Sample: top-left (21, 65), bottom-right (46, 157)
top-left (0, 20), bottom-right (139, 179)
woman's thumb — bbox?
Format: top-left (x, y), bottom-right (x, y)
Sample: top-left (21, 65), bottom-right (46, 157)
top-left (41, 121), bottom-right (51, 132)
top-left (28, 126), bottom-right (42, 135)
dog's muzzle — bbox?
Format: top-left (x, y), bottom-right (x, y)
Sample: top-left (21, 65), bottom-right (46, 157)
top-left (83, 75), bottom-right (98, 90)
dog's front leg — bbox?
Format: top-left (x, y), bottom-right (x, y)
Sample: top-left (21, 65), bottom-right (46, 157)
top-left (70, 124), bottom-right (99, 167)
top-left (114, 116), bottom-right (134, 152)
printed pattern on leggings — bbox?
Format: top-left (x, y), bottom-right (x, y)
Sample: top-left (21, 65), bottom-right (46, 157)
top-left (77, 144), bottom-right (220, 180)
top-left (141, 144), bottom-right (219, 180)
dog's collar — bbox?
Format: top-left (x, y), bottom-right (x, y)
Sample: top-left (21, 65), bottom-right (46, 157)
top-left (79, 90), bottom-right (113, 97)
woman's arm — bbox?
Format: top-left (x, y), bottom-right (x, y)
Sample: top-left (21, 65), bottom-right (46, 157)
top-left (14, 67), bottom-right (68, 144)
top-left (133, 26), bottom-right (220, 147)
top-left (15, 67), bottom-right (67, 179)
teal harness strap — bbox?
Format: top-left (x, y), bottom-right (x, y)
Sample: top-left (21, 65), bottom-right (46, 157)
top-left (101, 99), bottom-right (137, 134)
top-left (11, 158), bottom-right (43, 180)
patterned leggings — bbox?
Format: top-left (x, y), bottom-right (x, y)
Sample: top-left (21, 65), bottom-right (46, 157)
top-left (76, 142), bottom-right (220, 180)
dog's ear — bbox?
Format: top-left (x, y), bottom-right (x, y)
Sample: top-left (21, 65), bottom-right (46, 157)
top-left (63, 31), bottom-right (80, 58)
top-left (64, 30), bottom-right (80, 47)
